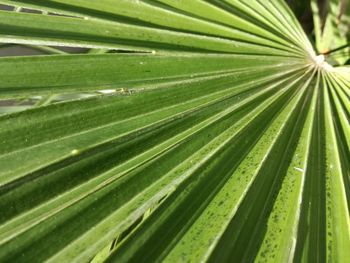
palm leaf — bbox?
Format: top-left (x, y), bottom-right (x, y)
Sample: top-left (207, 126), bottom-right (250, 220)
top-left (0, 1), bottom-right (349, 262)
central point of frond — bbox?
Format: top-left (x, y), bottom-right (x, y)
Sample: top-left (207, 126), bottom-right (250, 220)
top-left (311, 54), bottom-right (334, 72)
top-left (314, 54), bottom-right (325, 65)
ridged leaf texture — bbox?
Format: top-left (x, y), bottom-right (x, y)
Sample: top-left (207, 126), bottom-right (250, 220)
top-left (0, 1), bottom-right (349, 262)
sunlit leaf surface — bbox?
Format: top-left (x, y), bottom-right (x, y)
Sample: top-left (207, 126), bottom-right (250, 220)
top-left (0, 1), bottom-right (349, 262)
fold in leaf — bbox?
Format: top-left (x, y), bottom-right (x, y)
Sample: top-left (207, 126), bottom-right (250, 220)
top-left (0, 1), bottom-right (349, 263)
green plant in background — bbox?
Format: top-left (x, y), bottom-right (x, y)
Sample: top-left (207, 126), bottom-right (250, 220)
top-left (312, 0), bottom-right (350, 65)
top-left (0, 0), bottom-right (349, 262)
